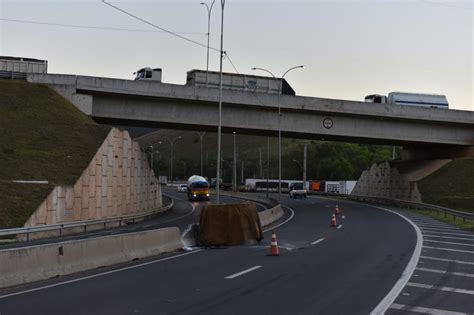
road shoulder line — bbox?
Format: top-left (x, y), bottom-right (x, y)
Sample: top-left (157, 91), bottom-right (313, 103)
top-left (370, 207), bottom-right (423, 315)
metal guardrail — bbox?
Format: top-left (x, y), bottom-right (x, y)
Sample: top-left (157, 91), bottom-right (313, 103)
top-left (222, 190), bottom-right (472, 222)
top-left (215, 190), bottom-right (279, 207)
top-left (348, 195), bottom-right (473, 223)
top-left (0, 196), bottom-right (174, 241)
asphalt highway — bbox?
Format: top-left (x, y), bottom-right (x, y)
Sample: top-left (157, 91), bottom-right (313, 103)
top-left (0, 194), bottom-right (418, 314)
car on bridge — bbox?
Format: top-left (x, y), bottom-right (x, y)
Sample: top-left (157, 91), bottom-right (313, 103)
top-left (177, 184), bottom-right (187, 192)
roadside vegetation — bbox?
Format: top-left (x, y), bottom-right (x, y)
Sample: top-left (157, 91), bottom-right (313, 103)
top-left (136, 130), bottom-right (396, 183)
top-left (0, 80), bottom-right (110, 228)
top-left (418, 157), bottom-right (474, 213)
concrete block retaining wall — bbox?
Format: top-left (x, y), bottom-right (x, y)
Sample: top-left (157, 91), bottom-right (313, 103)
top-left (0, 227), bottom-right (183, 289)
top-left (352, 161), bottom-right (422, 202)
top-left (24, 128), bottom-right (162, 227)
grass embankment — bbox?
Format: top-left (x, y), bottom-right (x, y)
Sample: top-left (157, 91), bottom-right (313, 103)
top-left (0, 80), bottom-right (110, 228)
top-left (417, 157), bottom-right (474, 213)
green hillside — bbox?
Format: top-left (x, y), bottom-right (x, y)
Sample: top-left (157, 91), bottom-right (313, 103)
top-left (418, 158), bottom-right (474, 212)
top-left (136, 130), bottom-right (395, 182)
top-left (0, 80), bottom-right (110, 228)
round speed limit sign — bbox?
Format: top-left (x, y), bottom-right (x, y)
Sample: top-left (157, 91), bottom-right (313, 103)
top-left (323, 118), bottom-right (333, 129)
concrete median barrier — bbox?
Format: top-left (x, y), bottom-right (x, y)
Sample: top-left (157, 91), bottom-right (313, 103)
top-left (0, 227), bottom-right (183, 289)
top-left (258, 205), bottom-right (284, 227)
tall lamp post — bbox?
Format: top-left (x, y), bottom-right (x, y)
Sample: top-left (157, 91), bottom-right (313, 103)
top-left (251, 65), bottom-right (304, 200)
top-left (148, 141), bottom-right (162, 173)
top-left (196, 132), bottom-right (206, 175)
top-left (293, 143), bottom-right (307, 188)
top-left (216, 0), bottom-right (225, 204)
top-left (233, 131), bottom-right (237, 192)
top-left (200, 0), bottom-right (215, 86)
top-left (163, 136), bottom-right (182, 185)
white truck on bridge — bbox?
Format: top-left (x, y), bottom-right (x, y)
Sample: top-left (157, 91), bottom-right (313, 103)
top-left (365, 92), bottom-right (449, 109)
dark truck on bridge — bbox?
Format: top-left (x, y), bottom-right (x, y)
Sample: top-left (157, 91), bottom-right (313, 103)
top-left (186, 69), bottom-right (296, 95)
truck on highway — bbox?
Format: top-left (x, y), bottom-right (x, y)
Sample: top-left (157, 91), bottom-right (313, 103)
top-left (134, 67), bottom-right (162, 82)
top-left (187, 175), bottom-right (210, 201)
top-left (0, 56), bottom-right (48, 80)
top-left (365, 92), bottom-right (449, 109)
top-left (186, 69), bottom-right (296, 95)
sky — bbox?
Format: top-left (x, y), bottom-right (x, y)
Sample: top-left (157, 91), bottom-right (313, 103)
top-left (1, 0), bottom-right (473, 111)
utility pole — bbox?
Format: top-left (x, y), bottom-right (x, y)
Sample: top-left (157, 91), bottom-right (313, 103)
top-left (259, 148), bottom-right (263, 178)
top-left (266, 136), bottom-right (270, 198)
top-left (303, 142), bottom-right (307, 189)
top-left (216, 0), bottom-right (225, 204)
top-left (241, 160), bottom-right (244, 186)
top-left (233, 132), bottom-right (237, 192)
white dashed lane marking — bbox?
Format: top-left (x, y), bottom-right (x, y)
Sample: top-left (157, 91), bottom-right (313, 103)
top-left (390, 303), bottom-right (466, 315)
top-left (224, 266), bottom-right (262, 279)
top-left (406, 282), bottom-right (474, 295)
top-left (419, 255), bottom-right (474, 265)
top-left (424, 239), bottom-right (474, 247)
top-left (416, 267), bottom-right (474, 278)
top-left (310, 238), bottom-right (324, 245)
top-left (423, 245), bottom-right (474, 254)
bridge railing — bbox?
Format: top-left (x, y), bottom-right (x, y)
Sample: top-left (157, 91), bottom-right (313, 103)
top-left (0, 195), bottom-right (174, 242)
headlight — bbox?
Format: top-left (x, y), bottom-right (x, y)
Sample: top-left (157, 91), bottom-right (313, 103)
top-left (193, 194), bottom-right (197, 197)
top-left (206, 193), bottom-right (209, 196)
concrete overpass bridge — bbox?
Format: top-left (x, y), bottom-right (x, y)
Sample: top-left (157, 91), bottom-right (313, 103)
top-left (28, 74), bottom-right (474, 159)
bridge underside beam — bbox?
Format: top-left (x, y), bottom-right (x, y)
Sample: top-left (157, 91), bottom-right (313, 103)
top-left (91, 94), bottom-right (473, 148)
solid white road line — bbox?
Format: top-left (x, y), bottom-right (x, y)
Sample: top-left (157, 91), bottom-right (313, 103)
top-left (390, 303), bottom-right (466, 315)
top-left (420, 255), bottom-right (474, 265)
top-left (337, 224), bottom-right (343, 229)
top-left (224, 266), bottom-right (262, 279)
top-left (416, 267), bottom-right (474, 278)
top-left (406, 282), bottom-right (474, 295)
top-left (262, 205), bottom-right (295, 233)
top-left (421, 229), bottom-right (474, 237)
top-left (0, 250), bottom-right (205, 300)
top-left (311, 238), bottom-right (325, 245)
top-left (423, 245), bottom-right (474, 254)
top-left (424, 239), bottom-right (474, 247)
top-left (423, 234), bottom-right (474, 241)
top-left (370, 207), bottom-right (423, 315)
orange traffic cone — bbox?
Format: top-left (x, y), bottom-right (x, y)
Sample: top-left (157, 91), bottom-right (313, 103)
top-left (330, 214), bottom-right (337, 227)
top-left (269, 230), bottom-right (279, 256)
top-left (335, 205), bottom-right (341, 215)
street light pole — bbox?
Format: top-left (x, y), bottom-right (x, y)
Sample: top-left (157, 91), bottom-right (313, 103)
top-left (148, 141), bottom-right (162, 174)
top-left (251, 65), bottom-right (304, 200)
top-left (163, 136), bottom-right (182, 185)
top-left (196, 132), bottom-right (206, 175)
top-left (233, 131), bottom-right (237, 192)
top-left (200, 0), bottom-right (215, 86)
top-left (266, 136), bottom-right (270, 198)
top-left (216, 0), bottom-right (225, 204)
top-left (303, 142), bottom-right (307, 189)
